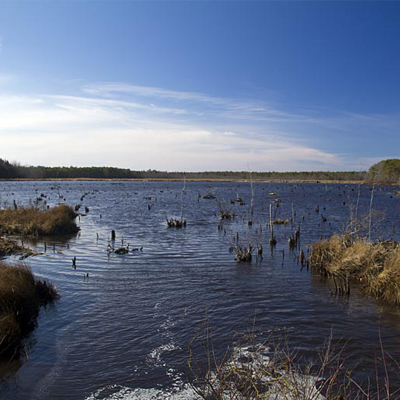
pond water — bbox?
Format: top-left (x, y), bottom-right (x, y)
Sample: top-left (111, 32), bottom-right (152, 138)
top-left (0, 181), bottom-right (400, 400)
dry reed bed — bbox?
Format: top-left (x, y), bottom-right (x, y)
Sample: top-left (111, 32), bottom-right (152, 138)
top-left (0, 237), bottom-right (25, 257)
top-left (310, 235), bottom-right (400, 305)
top-left (0, 204), bottom-right (79, 236)
top-left (0, 262), bottom-right (58, 359)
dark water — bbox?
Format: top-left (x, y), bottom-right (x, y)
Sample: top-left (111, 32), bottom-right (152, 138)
top-left (0, 181), bottom-right (400, 400)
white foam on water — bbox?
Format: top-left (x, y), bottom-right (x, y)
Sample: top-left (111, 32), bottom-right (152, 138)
top-left (147, 342), bottom-right (181, 367)
top-left (85, 384), bottom-right (200, 400)
top-left (86, 342), bottom-right (325, 400)
top-left (221, 343), bottom-right (326, 400)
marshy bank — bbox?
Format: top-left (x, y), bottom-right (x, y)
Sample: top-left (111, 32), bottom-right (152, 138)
top-left (311, 235), bottom-right (400, 305)
top-left (0, 262), bottom-right (59, 361)
top-left (0, 204), bottom-right (79, 237)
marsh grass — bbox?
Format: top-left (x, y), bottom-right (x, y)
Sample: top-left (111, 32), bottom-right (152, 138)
top-left (217, 199), bottom-right (236, 220)
top-left (310, 235), bottom-right (400, 305)
top-left (273, 219), bottom-right (289, 226)
top-left (0, 236), bottom-right (39, 259)
top-left (235, 245), bottom-right (253, 262)
top-left (167, 218), bottom-right (187, 228)
top-left (0, 236), bottom-right (24, 257)
top-left (0, 262), bottom-right (59, 359)
top-left (0, 204), bottom-right (79, 236)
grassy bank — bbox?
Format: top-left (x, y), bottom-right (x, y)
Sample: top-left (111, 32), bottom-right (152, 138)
top-left (0, 262), bottom-right (58, 359)
top-left (310, 235), bottom-right (400, 305)
top-left (0, 204), bottom-right (79, 236)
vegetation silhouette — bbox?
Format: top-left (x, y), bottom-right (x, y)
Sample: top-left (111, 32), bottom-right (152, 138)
top-left (0, 158), bottom-right (371, 182)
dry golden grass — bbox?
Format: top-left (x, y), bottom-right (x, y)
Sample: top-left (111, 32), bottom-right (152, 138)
top-left (0, 262), bottom-right (59, 359)
top-left (368, 248), bottom-right (400, 304)
top-left (0, 204), bottom-right (79, 236)
top-left (310, 235), bottom-right (400, 305)
top-left (0, 236), bottom-right (24, 257)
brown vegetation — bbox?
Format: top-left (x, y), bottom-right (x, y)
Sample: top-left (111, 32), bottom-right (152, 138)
top-left (216, 200), bottom-right (236, 220)
top-left (220, 211), bottom-right (236, 220)
top-left (0, 237), bottom-right (39, 259)
top-left (310, 235), bottom-right (400, 304)
top-left (235, 245), bottom-right (253, 262)
top-left (166, 218), bottom-right (187, 228)
top-left (0, 237), bottom-right (24, 257)
top-left (0, 262), bottom-right (59, 359)
top-left (0, 204), bottom-right (79, 236)
top-left (273, 219), bottom-right (289, 225)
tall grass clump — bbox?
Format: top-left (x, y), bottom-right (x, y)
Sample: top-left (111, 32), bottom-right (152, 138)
top-left (0, 262), bottom-right (58, 359)
top-left (310, 235), bottom-right (400, 305)
top-left (0, 237), bottom-right (24, 257)
top-left (0, 204), bottom-right (79, 236)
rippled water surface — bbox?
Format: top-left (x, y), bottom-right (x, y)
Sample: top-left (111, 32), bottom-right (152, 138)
top-left (0, 181), bottom-right (400, 400)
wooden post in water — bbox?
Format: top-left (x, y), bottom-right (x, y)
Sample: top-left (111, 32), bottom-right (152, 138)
top-left (269, 203), bottom-right (276, 246)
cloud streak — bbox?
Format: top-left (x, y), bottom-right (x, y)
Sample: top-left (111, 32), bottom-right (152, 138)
top-left (83, 82), bottom-right (321, 124)
top-left (0, 82), bottom-right (397, 171)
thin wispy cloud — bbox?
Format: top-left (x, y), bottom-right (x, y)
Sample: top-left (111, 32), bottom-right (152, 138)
top-left (0, 82), bottom-right (397, 171)
top-left (83, 83), bottom-right (319, 124)
top-left (50, 95), bottom-right (190, 116)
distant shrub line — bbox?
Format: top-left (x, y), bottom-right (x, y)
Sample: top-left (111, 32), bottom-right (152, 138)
top-left (2, 157), bottom-right (399, 182)
top-left (0, 158), bottom-right (370, 181)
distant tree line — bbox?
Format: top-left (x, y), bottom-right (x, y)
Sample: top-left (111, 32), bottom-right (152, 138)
top-left (5, 157), bottom-right (400, 182)
top-left (0, 159), bottom-right (18, 178)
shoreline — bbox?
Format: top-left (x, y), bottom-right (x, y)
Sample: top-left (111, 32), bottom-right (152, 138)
top-left (0, 177), bottom-right (387, 185)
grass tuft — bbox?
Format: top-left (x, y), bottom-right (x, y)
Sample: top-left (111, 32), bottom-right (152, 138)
top-left (0, 236), bottom-right (25, 257)
top-left (0, 204), bottom-right (79, 236)
top-left (310, 235), bottom-right (400, 305)
top-left (0, 262), bottom-right (59, 360)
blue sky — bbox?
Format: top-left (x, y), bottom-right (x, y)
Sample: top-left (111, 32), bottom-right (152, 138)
top-left (0, 1), bottom-right (399, 172)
